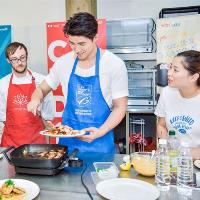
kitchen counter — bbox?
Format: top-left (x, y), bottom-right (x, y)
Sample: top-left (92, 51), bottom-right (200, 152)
top-left (0, 150), bottom-right (200, 200)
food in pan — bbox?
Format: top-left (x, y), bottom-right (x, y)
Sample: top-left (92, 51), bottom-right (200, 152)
top-left (0, 179), bottom-right (26, 200)
top-left (22, 148), bottom-right (66, 159)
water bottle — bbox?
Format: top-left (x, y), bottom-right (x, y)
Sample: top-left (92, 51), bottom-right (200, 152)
top-left (155, 138), bottom-right (170, 191)
top-left (177, 145), bottom-right (193, 196)
top-left (168, 130), bottom-right (180, 184)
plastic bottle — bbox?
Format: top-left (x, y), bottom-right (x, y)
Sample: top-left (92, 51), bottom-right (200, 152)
top-left (177, 145), bottom-right (193, 196)
top-left (168, 130), bottom-right (180, 184)
top-left (155, 138), bottom-right (170, 191)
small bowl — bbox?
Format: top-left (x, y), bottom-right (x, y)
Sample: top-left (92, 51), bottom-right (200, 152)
top-left (93, 162), bottom-right (119, 180)
top-left (131, 152), bottom-right (156, 177)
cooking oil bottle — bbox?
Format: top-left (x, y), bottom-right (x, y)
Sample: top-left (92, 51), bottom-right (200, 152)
top-left (168, 130), bottom-right (180, 184)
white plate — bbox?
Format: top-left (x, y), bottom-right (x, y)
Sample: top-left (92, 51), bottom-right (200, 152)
top-left (96, 178), bottom-right (160, 200)
top-left (40, 129), bottom-right (86, 138)
top-left (194, 160), bottom-right (200, 169)
top-left (0, 179), bottom-right (40, 200)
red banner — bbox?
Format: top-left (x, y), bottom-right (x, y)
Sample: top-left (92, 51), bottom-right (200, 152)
top-left (46, 19), bottom-right (106, 130)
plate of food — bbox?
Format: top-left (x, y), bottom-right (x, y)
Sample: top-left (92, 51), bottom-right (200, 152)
top-left (0, 179), bottom-right (40, 200)
top-left (40, 124), bottom-right (86, 138)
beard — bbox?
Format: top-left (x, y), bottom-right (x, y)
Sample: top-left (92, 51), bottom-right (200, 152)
top-left (12, 64), bottom-right (27, 74)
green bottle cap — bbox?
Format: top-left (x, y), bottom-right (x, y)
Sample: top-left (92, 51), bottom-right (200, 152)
top-left (169, 130), bottom-right (175, 136)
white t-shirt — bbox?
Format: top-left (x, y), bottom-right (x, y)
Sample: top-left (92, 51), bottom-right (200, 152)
top-left (45, 50), bottom-right (128, 108)
top-left (0, 70), bottom-right (55, 122)
top-left (155, 86), bottom-right (200, 147)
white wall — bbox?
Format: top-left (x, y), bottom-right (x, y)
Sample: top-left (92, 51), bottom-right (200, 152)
top-left (97, 0), bottom-right (200, 20)
top-left (1, 0), bottom-right (66, 75)
top-left (97, 0), bottom-right (200, 68)
top-left (0, 0), bottom-right (200, 74)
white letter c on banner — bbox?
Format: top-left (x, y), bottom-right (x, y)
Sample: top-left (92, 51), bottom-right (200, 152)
top-left (48, 40), bottom-right (67, 62)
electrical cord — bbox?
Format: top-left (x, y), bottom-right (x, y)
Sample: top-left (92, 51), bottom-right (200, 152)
top-left (151, 19), bottom-right (157, 53)
top-left (81, 163), bottom-right (94, 200)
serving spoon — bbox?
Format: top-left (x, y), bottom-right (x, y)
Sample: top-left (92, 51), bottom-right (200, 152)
top-left (150, 150), bottom-right (156, 159)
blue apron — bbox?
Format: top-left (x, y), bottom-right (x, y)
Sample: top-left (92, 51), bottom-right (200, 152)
top-left (59, 47), bottom-right (114, 154)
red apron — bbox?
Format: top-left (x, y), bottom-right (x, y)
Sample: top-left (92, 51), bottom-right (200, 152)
top-left (1, 71), bottom-right (46, 147)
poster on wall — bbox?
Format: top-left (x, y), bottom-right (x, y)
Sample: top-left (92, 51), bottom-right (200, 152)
top-left (46, 19), bottom-right (106, 129)
top-left (157, 14), bottom-right (200, 64)
top-left (0, 25), bottom-right (11, 79)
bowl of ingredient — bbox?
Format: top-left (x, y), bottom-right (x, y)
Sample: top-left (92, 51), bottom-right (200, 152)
top-left (131, 152), bottom-right (156, 177)
top-left (93, 162), bottom-right (119, 180)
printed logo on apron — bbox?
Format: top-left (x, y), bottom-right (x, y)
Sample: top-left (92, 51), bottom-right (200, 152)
top-left (12, 93), bottom-right (28, 111)
top-left (76, 84), bottom-right (92, 107)
top-left (75, 84), bottom-right (92, 117)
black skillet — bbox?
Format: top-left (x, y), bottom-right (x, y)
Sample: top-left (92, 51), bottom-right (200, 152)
top-left (1, 144), bottom-right (68, 169)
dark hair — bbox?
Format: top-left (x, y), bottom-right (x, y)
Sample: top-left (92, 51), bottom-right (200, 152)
top-left (176, 50), bottom-right (200, 86)
top-left (6, 42), bottom-right (28, 59)
top-left (63, 12), bottom-right (98, 40)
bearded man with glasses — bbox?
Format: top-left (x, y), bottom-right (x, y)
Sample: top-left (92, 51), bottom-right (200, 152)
top-left (0, 42), bottom-right (55, 147)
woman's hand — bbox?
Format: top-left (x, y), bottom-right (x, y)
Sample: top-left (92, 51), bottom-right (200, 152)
top-left (157, 126), bottom-right (168, 139)
top-left (157, 117), bottom-right (168, 139)
top-left (77, 127), bottom-right (103, 143)
top-left (191, 147), bottom-right (200, 160)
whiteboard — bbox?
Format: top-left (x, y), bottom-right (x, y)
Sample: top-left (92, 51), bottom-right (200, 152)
top-left (156, 14), bottom-right (200, 64)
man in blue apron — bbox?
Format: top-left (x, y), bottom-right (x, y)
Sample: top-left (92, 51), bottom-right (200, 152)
top-left (27, 12), bottom-right (128, 154)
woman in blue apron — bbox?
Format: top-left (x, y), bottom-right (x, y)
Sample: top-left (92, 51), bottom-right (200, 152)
top-left (59, 47), bottom-right (114, 154)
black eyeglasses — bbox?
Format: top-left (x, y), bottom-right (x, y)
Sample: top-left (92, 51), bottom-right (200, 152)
top-left (9, 55), bottom-right (27, 64)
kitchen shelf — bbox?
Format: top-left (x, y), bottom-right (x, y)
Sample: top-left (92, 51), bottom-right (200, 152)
top-left (114, 52), bottom-right (156, 61)
top-left (110, 50), bottom-right (157, 154)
